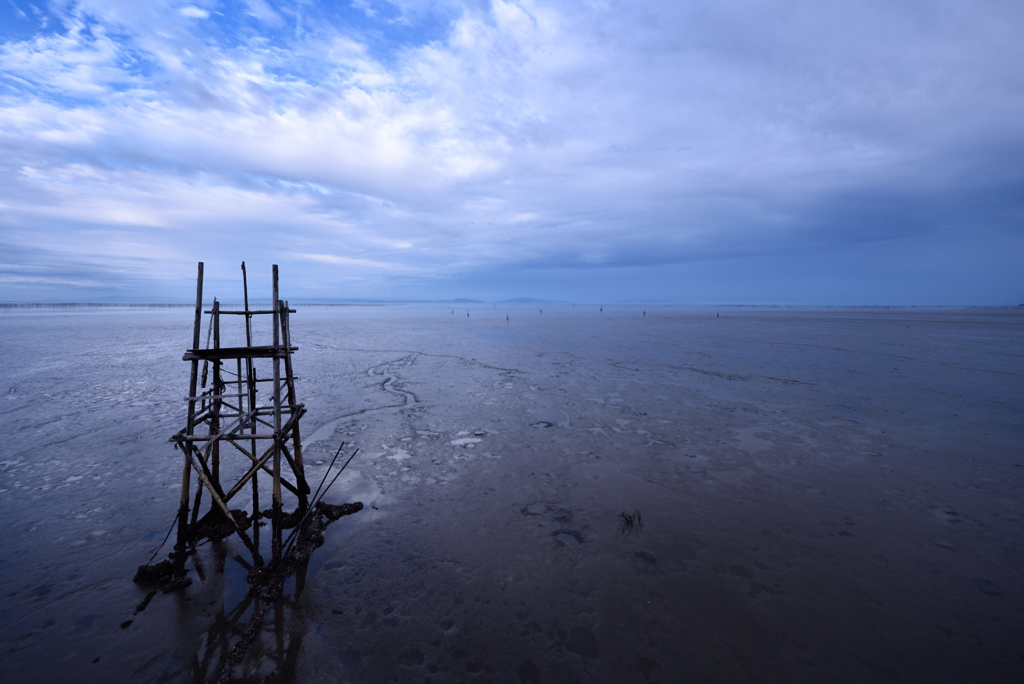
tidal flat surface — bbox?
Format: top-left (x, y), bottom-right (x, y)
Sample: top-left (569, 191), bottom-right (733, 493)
top-left (1, 305), bottom-right (1022, 683)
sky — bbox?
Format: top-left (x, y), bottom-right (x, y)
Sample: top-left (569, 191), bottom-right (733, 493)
top-left (0, 0), bottom-right (1022, 304)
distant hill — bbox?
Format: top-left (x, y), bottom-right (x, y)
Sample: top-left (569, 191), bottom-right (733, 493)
top-left (496, 297), bottom-right (569, 304)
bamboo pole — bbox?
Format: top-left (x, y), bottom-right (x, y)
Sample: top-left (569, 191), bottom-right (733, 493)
top-left (205, 309), bottom-right (295, 315)
top-left (184, 447), bottom-right (258, 557)
top-left (280, 300), bottom-right (308, 505)
top-left (212, 298), bottom-right (221, 491)
top-left (175, 261), bottom-right (204, 568)
top-left (271, 264), bottom-right (282, 561)
top-left (200, 303), bottom-right (214, 391)
top-left (242, 261), bottom-right (261, 565)
top-left (221, 440), bottom-right (302, 502)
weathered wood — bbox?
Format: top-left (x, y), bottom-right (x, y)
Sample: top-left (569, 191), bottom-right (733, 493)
top-left (236, 355), bottom-right (245, 507)
top-left (176, 405), bottom-right (305, 442)
top-left (193, 436), bottom-right (227, 501)
top-left (180, 433), bottom-right (282, 442)
top-left (167, 262), bottom-right (315, 573)
top-left (183, 345), bottom-right (298, 361)
top-left (175, 260), bottom-right (204, 567)
top-left (183, 392), bottom-right (249, 401)
top-left (190, 482), bottom-right (203, 528)
top-left (271, 264), bottom-right (283, 561)
top-left (211, 299), bottom-right (221, 490)
top-left (191, 264), bottom-right (205, 359)
top-left (205, 309), bottom-right (295, 315)
top-left (185, 446), bottom-right (258, 556)
top-left (222, 440), bottom-right (301, 502)
top-left (280, 300), bottom-right (306, 506)
top-left (191, 403), bottom-right (303, 417)
top-left (243, 261), bottom-right (260, 562)
top-left (200, 302), bottom-right (214, 389)
top-left (181, 405), bottom-right (254, 444)
top-left (187, 448), bottom-right (234, 523)
top-left (278, 440), bottom-right (308, 494)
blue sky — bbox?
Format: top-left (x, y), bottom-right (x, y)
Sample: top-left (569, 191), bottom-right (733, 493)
top-left (1, 0), bottom-right (1022, 303)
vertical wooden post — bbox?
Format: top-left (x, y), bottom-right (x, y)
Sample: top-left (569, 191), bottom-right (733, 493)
top-left (271, 264), bottom-right (283, 562)
top-left (242, 262), bottom-right (260, 564)
top-left (280, 300), bottom-right (307, 508)
top-left (236, 356), bottom-right (243, 491)
top-left (176, 261), bottom-right (203, 569)
top-left (211, 298), bottom-right (221, 491)
top-left (191, 298), bottom-right (217, 529)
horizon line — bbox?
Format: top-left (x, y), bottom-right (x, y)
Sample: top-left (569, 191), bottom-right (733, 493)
top-left (2, 301), bottom-right (1022, 309)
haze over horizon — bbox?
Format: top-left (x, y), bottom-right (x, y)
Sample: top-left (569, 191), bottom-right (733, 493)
top-left (1, 0), bottom-right (1022, 305)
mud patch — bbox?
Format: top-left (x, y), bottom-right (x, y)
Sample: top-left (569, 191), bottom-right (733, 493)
top-left (555, 529), bottom-right (584, 546)
top-left (632, 551), bottom-right (662, 575)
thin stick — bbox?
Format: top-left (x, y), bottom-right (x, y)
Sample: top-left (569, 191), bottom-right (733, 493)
top-left (310, 441), bottom-right (345, 506)
top-left (281, 448), bottom-right (359, 555)
top-left (147, 511), bottom-right (180, 564)
top-left (316, 448), bottom-right (359, 505)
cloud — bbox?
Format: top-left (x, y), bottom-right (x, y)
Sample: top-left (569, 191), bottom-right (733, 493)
top-left (179, 6), bottom-right (209, 19)
top-left (0, 0), bottom-right (1022, 302)
top-left (7, 1), bottom-right (27, 20)
top-left (243, 0), bottom-right (283, 27)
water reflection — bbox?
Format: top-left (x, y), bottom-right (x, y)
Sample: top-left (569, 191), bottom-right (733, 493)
top-left (186, 539), bottom-right (309, 684)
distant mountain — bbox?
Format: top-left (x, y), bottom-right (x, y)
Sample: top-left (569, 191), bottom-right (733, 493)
top-left (496, 297), bottom-right (569, 304)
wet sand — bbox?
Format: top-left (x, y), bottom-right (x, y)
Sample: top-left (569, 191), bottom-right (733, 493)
top-left (1, 306), bottom-right (1022, 682)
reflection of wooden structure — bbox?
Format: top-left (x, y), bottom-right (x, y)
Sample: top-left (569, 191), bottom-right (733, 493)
top-left (171, 261), bottom-right (309, 570)
top-left (191, 542), bottom-right (310, 683)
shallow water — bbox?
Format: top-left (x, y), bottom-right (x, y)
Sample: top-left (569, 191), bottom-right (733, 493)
top-left (1, 305), bottom-right (1022, 683)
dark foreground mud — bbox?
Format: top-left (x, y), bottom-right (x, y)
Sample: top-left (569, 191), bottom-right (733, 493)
top-left (0, 305), bottom-right (1022, 682)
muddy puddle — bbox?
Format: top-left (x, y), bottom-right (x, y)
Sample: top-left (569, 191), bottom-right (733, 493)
top-left (1, 305), bottom-right (1022, 682)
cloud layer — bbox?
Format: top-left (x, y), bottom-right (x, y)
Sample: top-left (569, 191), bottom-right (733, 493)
top-left (1, 0), bottom-right (1022, 302)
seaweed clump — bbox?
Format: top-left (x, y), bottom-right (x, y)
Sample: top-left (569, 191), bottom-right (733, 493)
top-left (619, 508), bottom-right (644, 533)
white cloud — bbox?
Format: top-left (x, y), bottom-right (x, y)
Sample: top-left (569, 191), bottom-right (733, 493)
top-left (8, 1), bottom-right (28, 20)
top-left (179, 6), bottom-right (209, 19)
top-left (0, 0), bottom-right (1022, 301)
top-left (243, 0), bottom-right (283, 27)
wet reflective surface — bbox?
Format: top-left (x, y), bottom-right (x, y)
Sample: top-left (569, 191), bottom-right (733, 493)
top-left (1, 305), bottom-right (1022, 682)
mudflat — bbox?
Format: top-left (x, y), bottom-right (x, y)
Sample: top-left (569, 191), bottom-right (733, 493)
top-left (1, 306), bottom-right (1021, 683)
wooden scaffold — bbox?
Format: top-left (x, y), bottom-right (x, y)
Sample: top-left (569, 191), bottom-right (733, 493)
top-left (129, 262), bottom-right (361, 679)
top-left (170, 261), bottom-right (309, 573)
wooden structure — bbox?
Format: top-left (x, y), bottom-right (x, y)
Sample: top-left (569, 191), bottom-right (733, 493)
top-left (170, 261), bottom-right (309, 570)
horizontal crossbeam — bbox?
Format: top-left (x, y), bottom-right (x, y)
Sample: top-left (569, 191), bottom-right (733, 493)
top-left (183, 344), bottom-right (296, 360)
top-left (204, 309), bottom-right (295, 315)
top-left (183, 345), bottom-right (298, 361)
